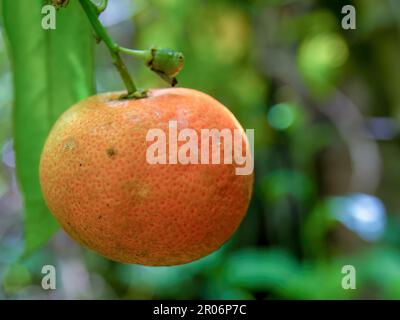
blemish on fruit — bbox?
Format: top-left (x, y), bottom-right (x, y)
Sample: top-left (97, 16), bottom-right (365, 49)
top-left (136, 251), bottom-right (149, 258)
top-left (106, 147), bottom-right (117, 158)
top-left (63, 138), bottom-right (76, 151)
top-left (137, 186), bottom-right (149, 199)
top-left (124, 179), bottom-right (150, 202)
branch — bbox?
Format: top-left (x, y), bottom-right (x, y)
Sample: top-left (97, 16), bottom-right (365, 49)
top-left (79, 0), bottom-right (138, 97)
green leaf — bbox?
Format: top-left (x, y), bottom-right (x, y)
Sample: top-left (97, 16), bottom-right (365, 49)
top-left (2, 0), bottom-right (94, 254)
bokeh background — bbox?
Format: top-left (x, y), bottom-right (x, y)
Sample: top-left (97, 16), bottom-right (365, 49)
top-left (1, 0), bottom-right (400, 299)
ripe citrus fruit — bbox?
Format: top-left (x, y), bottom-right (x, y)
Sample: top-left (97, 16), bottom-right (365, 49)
top-left (39, 88), bottom-right (253, 265)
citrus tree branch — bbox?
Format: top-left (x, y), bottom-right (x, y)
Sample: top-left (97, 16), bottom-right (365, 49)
top-left (79, 0), bottom-right (137, 96)
top-left (79, 0), bottom-right (185, 96)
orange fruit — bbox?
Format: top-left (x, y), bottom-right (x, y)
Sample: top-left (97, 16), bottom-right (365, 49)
top-left (39, 88), bottom-right (253, 265)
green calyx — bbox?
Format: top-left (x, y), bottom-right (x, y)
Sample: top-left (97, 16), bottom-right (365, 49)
top-left (121, 89), bottom-right (149, 100)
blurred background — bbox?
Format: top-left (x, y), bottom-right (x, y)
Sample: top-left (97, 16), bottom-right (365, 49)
top-left (1, 0), bottom-right (400, 299)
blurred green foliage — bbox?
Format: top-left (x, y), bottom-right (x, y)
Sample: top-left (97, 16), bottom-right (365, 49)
top-left (1, 0), bottom-right (400, 300)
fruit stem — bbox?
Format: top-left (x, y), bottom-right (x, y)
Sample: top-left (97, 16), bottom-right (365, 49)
top-left (118, 47), bottom-right (151, 61)
top-left (79, 0), bottom-right (138, 96)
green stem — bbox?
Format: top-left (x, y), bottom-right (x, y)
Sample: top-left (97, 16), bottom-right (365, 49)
top-left (118, 47), bottom-right (151, 61)
top-left (79, 0), bottom-right (137, 95)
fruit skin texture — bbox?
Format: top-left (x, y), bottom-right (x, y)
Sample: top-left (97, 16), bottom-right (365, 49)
top-left (39, 88), bottom-right (253, 266)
